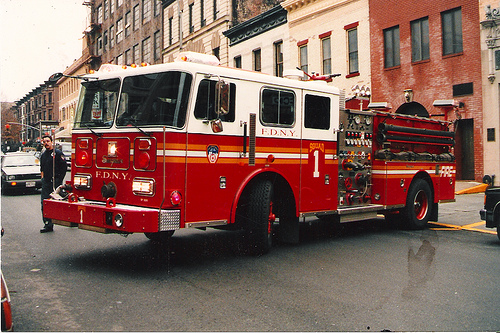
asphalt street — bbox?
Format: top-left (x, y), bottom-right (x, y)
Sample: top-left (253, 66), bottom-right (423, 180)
top-left (0, 185), bottom-right (498, 332)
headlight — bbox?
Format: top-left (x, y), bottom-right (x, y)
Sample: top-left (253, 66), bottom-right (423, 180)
top-left (73, 174), bottom-right (92, 189)
top-left (7, 175), bottom-right (16, 181)
top-left (132, 178), bottom-right (154, 196)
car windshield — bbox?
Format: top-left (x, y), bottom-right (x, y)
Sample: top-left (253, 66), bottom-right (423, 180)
top-left (74, 78), bottom-right (120, 129)
top-left (2, 155), bottom-right (39, 167)
top-left (116, 71), bottom-right (192, 128)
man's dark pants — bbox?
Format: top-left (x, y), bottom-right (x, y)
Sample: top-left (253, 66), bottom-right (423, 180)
top-left (41, 178), bottom-right (62, 229)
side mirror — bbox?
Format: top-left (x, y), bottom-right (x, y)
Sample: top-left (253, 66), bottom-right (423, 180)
top-left (211, 119), bottom-right (223, 133)
top-left (48, 73), bottom-right (64, 83)
top-left (215, 80), bottom-right (230, 116)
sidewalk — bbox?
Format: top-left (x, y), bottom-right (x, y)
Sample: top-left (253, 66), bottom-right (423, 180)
top-left (454, 180), bottom-right (488, 195)
top-left (431, 181), bottom-right (497, 236)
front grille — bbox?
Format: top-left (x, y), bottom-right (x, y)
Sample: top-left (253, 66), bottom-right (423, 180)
top-left (159, 210), bottom-right (180, 231)
top-left (16, 173), bottom-right (39, 180)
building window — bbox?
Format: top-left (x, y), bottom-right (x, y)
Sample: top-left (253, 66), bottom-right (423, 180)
top-left (143, 0), bottom-right (151, 24)
top-left (411, 17), bottom-right (429, 62)
top-left (125, 49), bottom-right (131, 64)
top-left (201, 0), bottom-right (206, 27)
top-left (142, 37), bottom-right (151, 63)
top-left (109, 25), bottom-right (114, 48)
top-left (97, 35), bottom-right (103, 55)
top-left (213, 47), bottom-right (220, 59)
top-left (103, 30), bottom-right (108, 51)
top-left (133, 44), bottom-right (140, 63)
top-left (442, 7), bottom-right (463, 56)
top-left (133, 5), bottom-right (140, 31)
top-left (384, 25), bottom-right (400, 68)
top-left (189, 3), bottom-right (194, 33)
top-left (213, 0), bottom-right (217, 21)
top-left (347, 28), bottom-right (358, 74)
top-left (154, 30), bottom-right (161, 60)
top-left (116, 53), bottom-right (123, 65)
top-left (234, 55), bottom-right (242, 68)
top-left (274, 41), bottom-right (283, 77)
top-left (116, 18), bottom-right (123, 43)
top-left (299, 43), bottom-right (308, 77)
top-left (154, 0), bottom-right (161, 17)
top-left (97, 5), bottom-right (103, 24)
top-left (104, 0), bottom-right (108, 20)
top-left (110, 0), bottom-right (114, 14)
top-left (117, 0), bottom-right (123, 7)
top-left (168, 17), bottom-right (173, 46)
top-left (125, 11), bottom-right (131, 37)
top-left (253, 49), bottom-right (261, 72)
top-left (487, 128), bottom-right (496, 142)
top-left (322, 36), bottom-right (332, 74)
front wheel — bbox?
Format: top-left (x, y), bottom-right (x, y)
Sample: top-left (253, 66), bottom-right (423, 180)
top-left (245, 180), bottom-right (274, 255)
top-left (403, 179), bottom-right (433, 230)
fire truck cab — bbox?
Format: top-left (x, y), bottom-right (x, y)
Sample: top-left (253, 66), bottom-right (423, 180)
top-left (44, 52), bottom-right (455, 255)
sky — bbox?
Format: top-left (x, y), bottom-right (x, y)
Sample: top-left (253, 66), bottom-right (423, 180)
top-left (0, 0), bottom-right (89, 102)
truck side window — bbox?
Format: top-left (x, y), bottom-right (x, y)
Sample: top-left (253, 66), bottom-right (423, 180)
top-left (194, 79), bottom-right (235, 122)
top-left (304, 94), bottom-right (330, 130)
top-left (261, 88), bottom-right (295, 126)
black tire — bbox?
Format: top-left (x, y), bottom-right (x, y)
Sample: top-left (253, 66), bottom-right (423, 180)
top-left (403, 178), bottom-right (433, 230)
top-left (145, 230), bottom-right (175, 242)
top-left (245, 180), bottom-right (274, 255)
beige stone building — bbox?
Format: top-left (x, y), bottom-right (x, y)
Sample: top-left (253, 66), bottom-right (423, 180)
top-left (281, 0), bottom-right (371, 100)
top-left (481, 0), bottom-right (500, 182)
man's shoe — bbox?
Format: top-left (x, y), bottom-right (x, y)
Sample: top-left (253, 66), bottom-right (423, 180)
top-left (40, 227), bottom-right (53, 233)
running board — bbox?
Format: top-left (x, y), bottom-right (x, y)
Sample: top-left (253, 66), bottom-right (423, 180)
top-left (337, 204), bottom-right (384, 223)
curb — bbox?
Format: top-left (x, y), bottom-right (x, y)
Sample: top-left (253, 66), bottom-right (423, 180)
top-left (455, 183), bottom-right (488, 195)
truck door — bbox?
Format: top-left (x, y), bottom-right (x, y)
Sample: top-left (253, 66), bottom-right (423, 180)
top-left (185, 76), bottom-right (238, 224)
top-left (300, 92), bottom-right (339, 213)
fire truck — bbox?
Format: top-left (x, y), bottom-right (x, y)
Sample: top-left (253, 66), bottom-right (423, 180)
top-left (44, 52), bottom-right (456, 255)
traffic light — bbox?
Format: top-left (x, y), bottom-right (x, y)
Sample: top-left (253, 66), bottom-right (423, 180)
top-left (5, 124), bottom-right (10, 131)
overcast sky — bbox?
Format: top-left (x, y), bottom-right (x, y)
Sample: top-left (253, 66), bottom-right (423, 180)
top-left (0, 0), bottom-right (89, 102)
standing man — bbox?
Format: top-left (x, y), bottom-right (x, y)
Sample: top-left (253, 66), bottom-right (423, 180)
top-left (40, 135), bottom-right (67, 233)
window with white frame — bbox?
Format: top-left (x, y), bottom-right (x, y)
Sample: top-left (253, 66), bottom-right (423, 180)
top-left (347, 28), bottom-right (358, 74)
top-left (322, 36), bottom-right (332, 74)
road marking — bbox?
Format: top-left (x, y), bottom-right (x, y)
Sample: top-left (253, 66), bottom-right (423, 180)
top-left (429, 221), bottom-right (497, 235)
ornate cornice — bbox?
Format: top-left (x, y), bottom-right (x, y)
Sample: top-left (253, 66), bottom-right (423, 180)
top-left (223, 6), bottom-right (287, 46)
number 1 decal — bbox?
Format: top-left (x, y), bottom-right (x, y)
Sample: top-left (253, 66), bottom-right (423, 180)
top-left (313, 150), bottom-right (320, 178)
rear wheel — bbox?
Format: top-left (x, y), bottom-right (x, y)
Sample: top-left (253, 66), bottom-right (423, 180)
top-left (245, 180), bottom-right (274, 255)
top-left (403, 179), bottom-right (433, 229)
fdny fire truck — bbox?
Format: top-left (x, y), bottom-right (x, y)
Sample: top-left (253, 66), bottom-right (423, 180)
top-left (44, 52), bottom-right (455, 255)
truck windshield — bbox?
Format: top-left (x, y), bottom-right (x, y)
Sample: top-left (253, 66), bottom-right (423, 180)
top-left (116, 71), bottom-right (192, 128)
top-left (74, 78), bottom-right (120, 129)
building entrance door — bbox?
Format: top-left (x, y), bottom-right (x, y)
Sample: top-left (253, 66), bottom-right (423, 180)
top-left (456, 118), bottom-right (475, 180)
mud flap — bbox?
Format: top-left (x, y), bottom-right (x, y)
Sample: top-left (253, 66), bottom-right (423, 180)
top-left (278, 216), bottom-right (300, 244)
top-left (430, 202), bottom-right (439, 222)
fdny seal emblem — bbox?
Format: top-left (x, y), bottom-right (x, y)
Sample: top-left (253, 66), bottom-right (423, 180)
top-left (207, 145), bottom-right (220, 164)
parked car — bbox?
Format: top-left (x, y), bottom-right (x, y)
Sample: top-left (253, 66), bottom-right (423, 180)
top-left (479, 186), bottom-right (500, 240)
top-left (1, 152), bottom-right (42, 193)
top-left (55, 142), bottom-right (71, 170)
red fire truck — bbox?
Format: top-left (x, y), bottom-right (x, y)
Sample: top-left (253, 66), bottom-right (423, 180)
top-left (44, 52), bottom-right (455, 255)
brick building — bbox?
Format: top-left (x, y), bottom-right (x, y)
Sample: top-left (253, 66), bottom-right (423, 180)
top-left (85, 0), bottom-right (163, 69)
top-left (369, 0), bottom-right (482, 181)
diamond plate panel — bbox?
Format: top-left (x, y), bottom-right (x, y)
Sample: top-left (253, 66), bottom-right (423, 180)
top-left (159, 209), bottom-right (180, 231)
